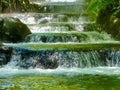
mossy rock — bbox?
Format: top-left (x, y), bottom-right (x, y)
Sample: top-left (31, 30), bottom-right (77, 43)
top-left (0, 17), bottom-right (31, 42)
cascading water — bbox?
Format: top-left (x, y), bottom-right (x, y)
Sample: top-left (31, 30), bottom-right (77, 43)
top-left (0, 0), bottom-right (119, 71)
top-left (0, 0), bottom-right (120, 90)
top-left (24, 31), bottom-right (113, 43)
top-left (3, 48), bottom-right (120, 68)
top-left (0, 0), bottom-right (120, 73)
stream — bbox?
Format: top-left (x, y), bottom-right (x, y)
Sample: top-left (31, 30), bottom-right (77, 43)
top-left (0, 0), bottom-right (120, 90)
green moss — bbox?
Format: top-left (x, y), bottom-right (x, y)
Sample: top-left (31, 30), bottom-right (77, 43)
top-left (6, 42), bottom-right (120, 51)
top-left (0, 74), bottom-right (120, 90)
top-left (0, 43), bottom-right (3, 48)
top-left (27, 31), bottom-right (105, 36)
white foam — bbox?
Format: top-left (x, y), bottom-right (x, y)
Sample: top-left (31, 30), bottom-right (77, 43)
top-left (0, 67), bottom-right (120, 78)
top-left (46, 0), bottom-right (76, 2)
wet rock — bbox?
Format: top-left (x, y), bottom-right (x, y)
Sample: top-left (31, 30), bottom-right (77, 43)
top-left (98, 49), bottom-right (120, 67)
top-left (14, 49), bottom-right (58, 69)
top-left (0, 17), bottom-right (31, 42)
top-left (0, 46), bottom-right (12, 66)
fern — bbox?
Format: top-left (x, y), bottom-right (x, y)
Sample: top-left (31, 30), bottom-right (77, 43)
top-left (87, 0), bottom-right (120, 21)
top-left (1, 0), bottom-right (9, 6)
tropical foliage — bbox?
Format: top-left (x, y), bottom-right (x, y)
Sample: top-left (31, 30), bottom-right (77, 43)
top-left (87, 0), bottom-right (120, 40)
top-left (0, 0), bottom-right (30, 12)
top-left (87, 0), bottom-right (120, 21)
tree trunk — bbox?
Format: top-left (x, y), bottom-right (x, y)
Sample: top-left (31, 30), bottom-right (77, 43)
top-left (0, 0), bottom-right (2, 12)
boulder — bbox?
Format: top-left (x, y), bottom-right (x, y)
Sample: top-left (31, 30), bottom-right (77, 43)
top-left (0, 17), bottom-right (31, 42)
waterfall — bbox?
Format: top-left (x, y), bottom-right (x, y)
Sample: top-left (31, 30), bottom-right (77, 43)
top-left (25, 31), bottom-right (113, 43)
top-left (1, 1), bottom-right (120, 90)
top-left (0, 0), bottom-right (120, 75)
top-left (0, 47), bottom-right (120, 69)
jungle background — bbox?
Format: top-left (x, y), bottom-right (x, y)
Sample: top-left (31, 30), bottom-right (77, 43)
top-left (0, 0), bottom-right (120, 40)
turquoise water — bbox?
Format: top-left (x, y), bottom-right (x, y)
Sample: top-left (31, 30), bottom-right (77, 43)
top-left (0, 67), bottom-right (120, 90)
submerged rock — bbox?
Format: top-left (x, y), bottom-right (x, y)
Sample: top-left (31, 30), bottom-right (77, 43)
top-left (0, 17), bottom-right (31, 42)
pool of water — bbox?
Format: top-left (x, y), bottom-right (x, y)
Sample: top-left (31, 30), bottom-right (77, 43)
top-left (0, 67), bottom-right (120, 90)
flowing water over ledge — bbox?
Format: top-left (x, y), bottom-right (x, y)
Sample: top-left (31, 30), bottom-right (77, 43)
top-left (1, 42), bottom-right (120, 89)
top-left (0, 44), bottom-right (120, 90)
